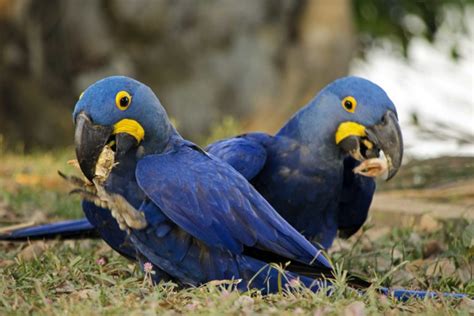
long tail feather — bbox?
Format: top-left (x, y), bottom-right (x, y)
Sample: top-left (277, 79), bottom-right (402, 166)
top-left (0, 218), bottom-right (98, 241)
top-left (378, 287), bottom-right (468, 301)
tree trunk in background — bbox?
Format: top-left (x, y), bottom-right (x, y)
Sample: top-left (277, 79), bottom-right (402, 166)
top-left (0, 0), bottom-right (355, 149)
top-left (249, 0), bottom-right (354, 132)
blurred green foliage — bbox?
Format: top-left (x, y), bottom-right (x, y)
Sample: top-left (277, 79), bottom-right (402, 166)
top-left (353, 0), bottom-right (471, 57)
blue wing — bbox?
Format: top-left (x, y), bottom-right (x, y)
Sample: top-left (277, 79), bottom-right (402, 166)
top-left (135, 142), bottom-right (330, 267)
top-left (206, 134), bottom-right (267, 180)
top-left (337, 157), bottom-right (376, 238)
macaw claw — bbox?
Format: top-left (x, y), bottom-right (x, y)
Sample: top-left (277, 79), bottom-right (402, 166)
top-left (92, 179), bottom-right (147, 232)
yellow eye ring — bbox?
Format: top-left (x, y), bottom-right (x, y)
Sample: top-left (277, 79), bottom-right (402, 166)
top-left (341, 96), bottom-right (357, 113)
top-left (115, 91), bottom-right (132, 110)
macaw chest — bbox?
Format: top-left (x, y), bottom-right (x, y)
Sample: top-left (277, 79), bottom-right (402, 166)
top-left (251, 154), bottom-right (344, 224)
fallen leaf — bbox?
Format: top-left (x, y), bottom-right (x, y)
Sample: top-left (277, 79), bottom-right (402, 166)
top-left (418, 214), bottom-right (440, 233)
top-left (459, 297), bottom-right (474, 314)
top-left (17, 242), bottom-right (48, 261)
top-left (461, 223), bottom-right (474, 248)
top-left (364, 227), bottom-right (390, 242)
top-left (55, 281), bottom-right (75, 294)
top-left (70, 289), bottom-right (99, 300)
top-left (426, 258), bottom-right (456, 277)
top-left (0, 259), bottom-right (15, 268)
top-left (343, 301), bottom-right (365, 316)
top-left (457, 262), bottom-right (474, 283)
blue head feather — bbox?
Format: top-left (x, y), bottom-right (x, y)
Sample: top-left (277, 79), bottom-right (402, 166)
top-left (278, 76), bottom-right (396, 150)
top-left (73, 76), bottom-right (176, 152)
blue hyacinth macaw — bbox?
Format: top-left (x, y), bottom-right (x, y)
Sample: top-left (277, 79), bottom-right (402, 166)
top-left (206, 76), bottom-right (404, 248)
top-left (1, 77), bottom-right (401, 251)
top-left (64, 75), bottom-right (352, 292)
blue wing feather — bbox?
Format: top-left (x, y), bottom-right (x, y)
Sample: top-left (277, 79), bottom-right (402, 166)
top-left (206, 135), bottom-right (267, 180)
top-left (135, 143), bottom-right (330, 267)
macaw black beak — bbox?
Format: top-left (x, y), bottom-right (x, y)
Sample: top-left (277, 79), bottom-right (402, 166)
top-left (365, 111), bottom-right (403, 180)
top-left (74, 112), bottom-right (140, 182)
top-left (75, 112), bottom-right (113, 181)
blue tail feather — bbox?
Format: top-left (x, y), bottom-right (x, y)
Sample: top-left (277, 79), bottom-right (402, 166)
top-left (378, 287), bottom-right (468, 301)
top-left (0, 218), bottom-right (97, 241)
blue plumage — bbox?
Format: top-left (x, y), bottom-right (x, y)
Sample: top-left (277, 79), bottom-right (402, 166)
top-left (208, 133), bottom-right (373, 248)
top-left (0, 218), bottom-right (95, 240)
top-left (0, 76), bottom-right (465, 300)
top-left (207, 77), bottom-right (400, 248)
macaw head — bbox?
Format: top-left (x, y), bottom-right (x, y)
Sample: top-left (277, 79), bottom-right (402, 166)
top-left (282, 76), bottom-right (403, 180)
top-left (72, 76), bottom-right (174, 181)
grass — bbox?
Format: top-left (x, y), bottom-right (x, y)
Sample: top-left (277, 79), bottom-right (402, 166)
top-left (0, 148), bottom-right (473, 315)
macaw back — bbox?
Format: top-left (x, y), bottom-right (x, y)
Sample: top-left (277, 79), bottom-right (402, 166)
top-left (207, 132), bottom-right (375, 248)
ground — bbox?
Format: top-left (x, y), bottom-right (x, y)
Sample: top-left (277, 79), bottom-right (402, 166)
top-left (0, 149), bottom-right (473, 315)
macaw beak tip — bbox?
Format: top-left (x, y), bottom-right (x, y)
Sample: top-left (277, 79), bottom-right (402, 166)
top-left (367, 110), bottom-right (403, 181)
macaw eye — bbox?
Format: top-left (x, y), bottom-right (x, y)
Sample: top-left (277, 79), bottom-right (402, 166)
top-left (341, 96), bottom-right (357, 113)
top-left (115, 91), bottom-right (132, 111)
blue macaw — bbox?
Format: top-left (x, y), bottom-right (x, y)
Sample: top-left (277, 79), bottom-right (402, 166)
top-left (206, 76), bottom-right (404, 248)
top-left (63, 76), bottom-right (351, 292)
top-left (1, 77), bottom-right (401, 251)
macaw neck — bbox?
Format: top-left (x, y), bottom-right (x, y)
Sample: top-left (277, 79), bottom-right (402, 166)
top-left (277, 105), bottom-right (343, 162)
top-left (141, 125), bottom-right (182, 156)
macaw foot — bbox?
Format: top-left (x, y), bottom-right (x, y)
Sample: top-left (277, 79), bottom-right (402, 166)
top-left (57, 170), bottom-right (107, 206)
top-left (92, 179), bottom-right (147, 232)
top-left (353, 157), bottom-right (388, 178)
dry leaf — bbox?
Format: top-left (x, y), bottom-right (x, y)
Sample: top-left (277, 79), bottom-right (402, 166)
top-left (459, 297), bottom-right (474, 313)
top-left (364, 227), bottom-right (390, 242)
top-left (17, 242), bottom-right (48, 261)
top-left (55, 281), bottom-right (75, 294)
top-left (0, 259), bottom-right (15, 268)
top-left (426, 258), bottom-right (456, 276)
top-left (343, 301), bottom-right (365, 316)
top-left (70, 289), bottom-right (99, 300)
top-left (418, 214), bottom-right (441, 233)
top-left (457, 262), bottom-right (474, 283)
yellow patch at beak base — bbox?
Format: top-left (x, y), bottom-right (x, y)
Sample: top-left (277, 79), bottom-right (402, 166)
top-left (113, 119), bottom-right (145, 143)
top-left (335, 122), bottom-right (367, 144)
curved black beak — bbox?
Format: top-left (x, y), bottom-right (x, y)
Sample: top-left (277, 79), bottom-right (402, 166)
top-left (75, 112), bottom-right (140, 182)
top-left (365, 111), bottom-right (403, 180)
top-left (74, 112), bottom-right (113, 181)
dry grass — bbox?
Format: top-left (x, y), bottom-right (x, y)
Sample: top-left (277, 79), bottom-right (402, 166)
top-left (0, 149), bottom-right (473, 315)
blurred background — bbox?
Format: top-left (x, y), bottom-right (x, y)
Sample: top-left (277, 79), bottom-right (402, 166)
top-left (0, 0), bottom-right (472, 158)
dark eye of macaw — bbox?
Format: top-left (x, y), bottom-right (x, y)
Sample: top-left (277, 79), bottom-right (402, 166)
top-left (344, 100), bottom-right (353, 110)
top-left (341, 96), bottom-right (357, 113)
top-left (115, 91), bottom-right (132, 110)
top-left (120, 96), bottom-right (129, 107)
